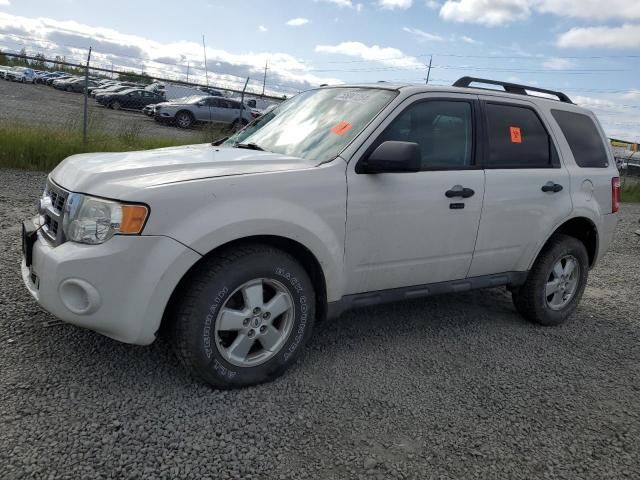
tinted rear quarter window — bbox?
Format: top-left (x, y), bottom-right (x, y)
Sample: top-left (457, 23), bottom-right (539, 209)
top-left (551, 110), bottom-right (609, 168)
top-left (485, 103), bottom-right (552, 168)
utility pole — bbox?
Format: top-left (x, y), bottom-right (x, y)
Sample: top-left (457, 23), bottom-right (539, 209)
top-left (261, 59), bottom-right (268, 97)
top-left (83, 46), bottom-right (92, 144)
top-left (425, 55), bottom-right (432, 85)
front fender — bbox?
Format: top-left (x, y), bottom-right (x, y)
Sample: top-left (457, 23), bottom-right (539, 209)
top-left (140, 161), bottom-right (348, 302)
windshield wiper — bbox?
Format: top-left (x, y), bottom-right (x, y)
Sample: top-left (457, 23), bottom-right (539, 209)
top-left (234, 142), bottom-right (265, 151)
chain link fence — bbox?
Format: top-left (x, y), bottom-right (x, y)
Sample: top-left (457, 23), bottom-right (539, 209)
top-left (0, 49), bottom-right (287, 170)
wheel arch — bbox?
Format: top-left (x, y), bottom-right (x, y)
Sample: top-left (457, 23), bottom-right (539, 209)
top-left (531, 216), bottom-right (598, 269)
top-left (160, 235), bottom-right (329, 337)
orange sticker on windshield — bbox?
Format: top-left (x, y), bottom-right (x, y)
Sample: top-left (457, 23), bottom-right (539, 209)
top-left (510, 126), bottom-right (522, 143)
top-left (331, 121), bottom-right (353, 135)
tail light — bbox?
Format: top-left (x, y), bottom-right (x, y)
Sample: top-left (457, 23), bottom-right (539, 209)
top-left (612, 177), bottom-right (620, 213)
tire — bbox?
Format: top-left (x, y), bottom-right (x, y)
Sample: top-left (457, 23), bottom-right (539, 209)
top-left (171, 243), bottom-right (316, 388)
top-left (231, 118), bottom-right (249, 130)
top-left (512, 234), bottom-right (589, 326)
top-left (175, 111), bottom-right (193, 129)
top-left (111, 100), bottom-right (121, 110)
top-left (65, 86), bottom-right (72, 92)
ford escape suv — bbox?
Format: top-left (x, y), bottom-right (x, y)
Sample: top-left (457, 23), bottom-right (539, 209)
top-left (22, 77), bottom-right (619, 388)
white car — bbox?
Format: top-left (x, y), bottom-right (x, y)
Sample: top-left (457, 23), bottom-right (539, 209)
top-left (6, 66), bottom-right (36, 83)
top-left (22, 77), bottom-right (619, 388)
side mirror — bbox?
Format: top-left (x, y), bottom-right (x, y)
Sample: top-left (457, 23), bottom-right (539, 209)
top-left (196, 101), bottom-right (205, 107)
top-left (358, 141), bottom-right (421, 174)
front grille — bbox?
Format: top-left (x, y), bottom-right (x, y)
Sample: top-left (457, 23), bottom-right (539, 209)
top-left (41, 180), bottom-right (69, 245)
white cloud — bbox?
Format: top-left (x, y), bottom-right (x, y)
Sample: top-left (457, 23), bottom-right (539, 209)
top-left (459, 35), bottom-right (482, 44)
top-left (378, 0), bottom-right (413, 10)
top-left (356, 3), bottom-right (364, 12)
top-left (316, 0), bottom-right (354, 7)
top-left (440, 0), bottom-right (531, 26)
top-left (438, 0), bottom-right (640, 26)
top-left (258, 25), bottom-right (268, 32)
top-left (0, 0), bottom-right (10, 6)
top-left (573, 95), bottom-right (615, 109)
top-left (542, 57), bottom-right (575, 70)
top-left (557, 24), bottom-right (640, 49)
top-left (622, 90), bottom-right (640, 100)
top-left (402, 26), bottom-right (444, 42)
top-left (286, 17), bottom-right (310, 26)
top-left (0, 12), bottom-right (339, 94)
top-left (426, 0), bottom-right (441, 9)
top-left (315, 41), bottom-right (422, 69)
top-left (536, 0), bottom-right (640, 20)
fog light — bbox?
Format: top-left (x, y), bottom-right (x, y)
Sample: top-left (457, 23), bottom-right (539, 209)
top-left (59, 279), bottom-right (101, 315)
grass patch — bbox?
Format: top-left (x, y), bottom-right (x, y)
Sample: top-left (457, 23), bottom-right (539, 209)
top-left (621, 176), bottom-right (640, 203)
top-left (0, 123), bottom-right (225, 171)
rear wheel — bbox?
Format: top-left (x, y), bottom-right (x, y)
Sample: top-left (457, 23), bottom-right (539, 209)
top-left (171, 244), bottom-right (316, 388)
top-left (512, 234), bottom-right (589, 326)
top-left (111, 100), bottom-right (121, 110)
top-left (175, 111), bottom-right (194, 128)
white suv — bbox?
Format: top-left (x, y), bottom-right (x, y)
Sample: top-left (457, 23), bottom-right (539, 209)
top-left (22, 77), bottom-right (619, 388)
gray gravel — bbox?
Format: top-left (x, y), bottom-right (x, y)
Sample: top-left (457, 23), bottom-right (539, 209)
top-left (1, 168), bottom-right (639, 480)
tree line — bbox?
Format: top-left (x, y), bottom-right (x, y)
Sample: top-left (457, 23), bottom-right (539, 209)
top-left (0, 48), bottom-right (153, 84)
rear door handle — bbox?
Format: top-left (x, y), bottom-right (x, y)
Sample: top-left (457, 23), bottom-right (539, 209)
top-left (445, 185), bottom-right (475, 198)
top-left (541, 181), bottom-right (563, 193)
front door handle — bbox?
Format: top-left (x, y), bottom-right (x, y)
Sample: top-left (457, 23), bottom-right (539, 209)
top-left (445, 185), bottom-right (475, 198)
top-left (541, 181), bottom-right (563, 193)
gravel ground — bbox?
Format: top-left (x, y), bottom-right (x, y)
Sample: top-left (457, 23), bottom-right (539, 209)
top-left (0, 80), bottom-right (211, 141)
top-left (1, 168), bottom-right (639, 480)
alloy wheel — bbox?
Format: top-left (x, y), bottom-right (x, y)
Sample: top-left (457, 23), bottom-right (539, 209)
top-left (214, 278), bottom-right (295, 367)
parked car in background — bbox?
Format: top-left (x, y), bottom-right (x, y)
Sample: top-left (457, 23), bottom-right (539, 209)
top-left (97, 88), bottom-right (164, 110)
top-left (0, 66), bottom-right (10, 79)
top-left (54, 78), bottom-right (100, 93)
top-left (46, 74), bottom-right (73, 86)
top-left (88, 81), bottom-right (117, 93)
top-left (146, 82), bottom-right (215, 101)
top-left (154, 95), bottom-right (255, 128)
top-left (91, 82), bottom-right (139, 98)
top-left (143, 104), bottom-right (157, 117)
top-left (6, 67), bottom-right (36, 83)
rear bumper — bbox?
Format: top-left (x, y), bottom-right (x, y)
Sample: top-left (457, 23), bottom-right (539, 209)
top-left (595, 213), bottom-right (618, 266)
top-left (22, 232), bottom-right (201, 345)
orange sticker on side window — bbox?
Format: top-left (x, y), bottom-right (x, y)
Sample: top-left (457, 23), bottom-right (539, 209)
top-left (510, 126), bottom-right (522, 143)
top-left (331, 121), bottom-right (353, 135)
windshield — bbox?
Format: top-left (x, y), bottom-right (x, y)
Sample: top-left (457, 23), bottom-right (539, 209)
top-left (223, 87), bottom-right (397, 162)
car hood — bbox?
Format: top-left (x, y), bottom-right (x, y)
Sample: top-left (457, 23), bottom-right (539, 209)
top-left (51, 143), bottom-right (316, 198)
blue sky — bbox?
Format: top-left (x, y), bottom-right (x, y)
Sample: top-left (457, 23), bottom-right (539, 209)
top-left (1, 0), bottom-right (639, 139)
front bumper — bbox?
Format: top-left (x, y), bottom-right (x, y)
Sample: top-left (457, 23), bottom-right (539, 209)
top-left (22, 231), bottom-right (200, 345)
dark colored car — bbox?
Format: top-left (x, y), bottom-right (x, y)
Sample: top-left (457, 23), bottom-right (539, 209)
top-left (97, 89), bottom-right (164, 110)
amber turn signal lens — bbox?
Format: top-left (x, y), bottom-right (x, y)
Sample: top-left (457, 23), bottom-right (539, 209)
top-left (120, 205), bottom-right (149, 234)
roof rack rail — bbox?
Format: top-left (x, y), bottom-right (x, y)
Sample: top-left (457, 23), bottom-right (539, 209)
top-left (452, 76), bottom-right (573, 104)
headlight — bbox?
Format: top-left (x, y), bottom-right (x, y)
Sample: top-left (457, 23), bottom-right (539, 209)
top-left (62, 193), bottom-right (149, 245)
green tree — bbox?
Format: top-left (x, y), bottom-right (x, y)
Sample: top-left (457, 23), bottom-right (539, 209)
top-left (118, 71), bottom-right (154, 85)
top-left (18, 48), bottom-right (28, 66)
top-left (31, 53), bottom-right (47, 71)
top-left (0, 50), bottom-right (8, 66)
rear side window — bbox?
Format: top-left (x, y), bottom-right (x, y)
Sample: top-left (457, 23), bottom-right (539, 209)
top-left (485, 103), bottom-right (553, 168)
top-left (551, 110), bottom-right (609, 168)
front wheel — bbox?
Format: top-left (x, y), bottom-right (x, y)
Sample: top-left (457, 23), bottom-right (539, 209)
top-left (171, 244), bottom-right (316, 388)
top-left (512, 234), bottom-right (589, 326)
top-left (175, 111), bottom-right (193, 128)
top-left (111, 100), bottom-right (121, 110)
